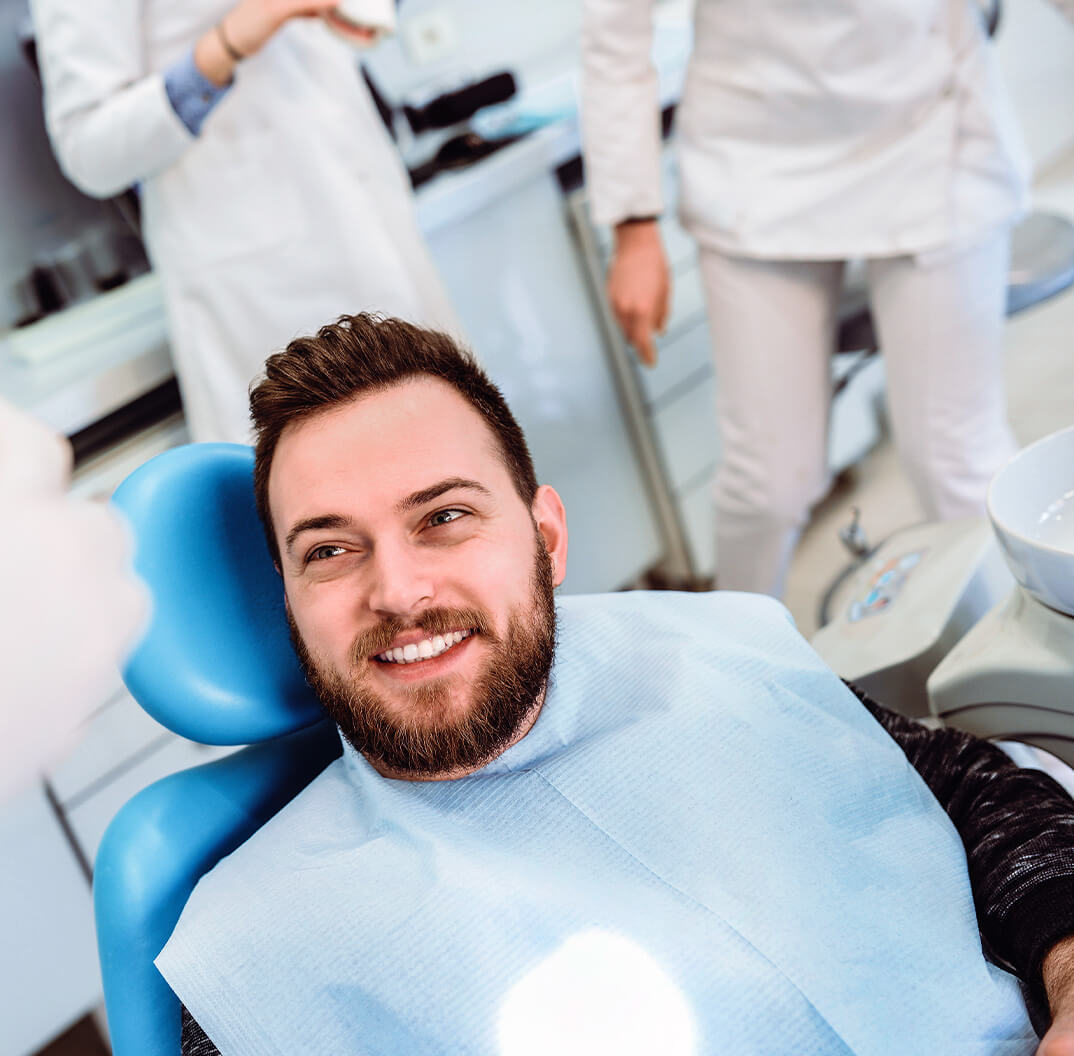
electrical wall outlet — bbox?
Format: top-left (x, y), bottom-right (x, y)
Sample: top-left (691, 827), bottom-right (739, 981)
top-left (400, 7), bottom-right (460, 66)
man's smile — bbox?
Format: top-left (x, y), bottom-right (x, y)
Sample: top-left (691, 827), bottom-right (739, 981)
top-left (375, 629), bottom-right (475, 665)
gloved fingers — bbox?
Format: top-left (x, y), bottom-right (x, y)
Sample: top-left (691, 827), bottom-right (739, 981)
top-left (0, 400), bottom-right (72, 496)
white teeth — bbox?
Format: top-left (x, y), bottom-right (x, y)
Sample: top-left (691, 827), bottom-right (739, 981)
top-left (377, 629), bottom-right (472, 665)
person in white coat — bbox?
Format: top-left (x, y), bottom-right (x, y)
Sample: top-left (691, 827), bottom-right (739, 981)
top-left (582, 0), bottom-right (1040, 598)
top-left (30, 0), bottom-right (460, 444)
top-left (0, 399), bottom-right (147, 803)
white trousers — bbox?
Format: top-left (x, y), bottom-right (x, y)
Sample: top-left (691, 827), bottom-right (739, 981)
top-left (697, 228), bottom-right (1016, 597)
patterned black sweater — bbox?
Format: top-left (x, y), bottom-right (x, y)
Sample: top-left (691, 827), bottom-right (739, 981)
top-left (180, 688), bottom-right (1074, 1053)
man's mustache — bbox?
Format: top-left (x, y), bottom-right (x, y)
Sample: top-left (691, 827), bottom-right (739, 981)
top-left (349, 607), bottom-right (498, 663)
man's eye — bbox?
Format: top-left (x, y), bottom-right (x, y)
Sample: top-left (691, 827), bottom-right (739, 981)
top-left (307, 544), bottom-right (346, 563)
top-left (428, 508), bottom-right (467, 528)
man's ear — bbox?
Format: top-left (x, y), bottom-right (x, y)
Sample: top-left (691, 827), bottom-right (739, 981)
top-left (532, 485), bottom-right (568, 587)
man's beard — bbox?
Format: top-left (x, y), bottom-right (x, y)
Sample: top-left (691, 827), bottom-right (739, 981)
top-left (289, 538), bottom-right (557, 777)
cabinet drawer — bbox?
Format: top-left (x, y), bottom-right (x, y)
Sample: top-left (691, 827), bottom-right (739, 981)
top-left (651, 374), bottom-right (720, 493)
top-left (66, 736), bottom-right (240, 866)
top-left (70, 413), bottom-right (188, 500)
top-left (47, 689), bottom-right (173, 807)
top-left (662, 266), bottom-right (707, 341)
top-left (638, 319), bottom-right (713, 410)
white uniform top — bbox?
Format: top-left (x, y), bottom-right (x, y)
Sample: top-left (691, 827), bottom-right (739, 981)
top-left (581, 0), bottom-right (1031, 259)
top-left (31, 0), bottom-right (459, 443)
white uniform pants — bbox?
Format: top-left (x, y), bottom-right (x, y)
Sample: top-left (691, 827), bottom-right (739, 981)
top-left (698, 228), bottom-right (1016, 597)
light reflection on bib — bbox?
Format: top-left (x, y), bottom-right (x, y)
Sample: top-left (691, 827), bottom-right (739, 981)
top-left (497, 929), bottom-right (697, 1056)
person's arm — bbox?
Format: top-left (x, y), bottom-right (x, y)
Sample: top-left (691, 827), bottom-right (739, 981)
top-left (181, 1004), bottom-right (221, 1056)
top-left (844, 682), bottom-right (1074, 1035)
top-left (579, 0), bottom-right (669, 366)
top-left (1040, 940), bottom-right (1074, 1054)
top-left (29, 0), bottom-right (340, 198)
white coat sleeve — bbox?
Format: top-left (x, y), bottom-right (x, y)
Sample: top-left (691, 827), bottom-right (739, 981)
top-left (580, 0), bottom-right (664, 228)
top-left (0, 399), bottom-right (149, 804)
top-left (29, 0), bottom-right (195, 198)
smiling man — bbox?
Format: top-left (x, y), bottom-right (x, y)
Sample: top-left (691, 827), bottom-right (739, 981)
top-left (160, 314), bottom-right (1074, 1056)
top-left (254, 326), bottom-right (567, 781)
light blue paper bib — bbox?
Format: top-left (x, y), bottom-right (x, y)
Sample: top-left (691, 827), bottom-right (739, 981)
top-left (157, 591), bottom-right (1036, 1055)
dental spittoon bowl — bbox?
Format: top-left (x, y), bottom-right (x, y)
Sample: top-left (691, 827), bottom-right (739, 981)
top-left (988, 424), bottom-right (1074, 616)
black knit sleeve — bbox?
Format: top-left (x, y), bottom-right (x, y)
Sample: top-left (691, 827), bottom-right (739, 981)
top-left (181, 1004), bottom-right (222, 1056)
top-left (845, 680), bottom-right (1074, 1029)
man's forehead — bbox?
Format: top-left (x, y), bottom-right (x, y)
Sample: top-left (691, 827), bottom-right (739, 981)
top-left (268, 377), bottom-right (509, 511)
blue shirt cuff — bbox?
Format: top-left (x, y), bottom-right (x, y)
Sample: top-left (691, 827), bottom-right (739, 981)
top-left (163, 49), bottom-right (230, 136)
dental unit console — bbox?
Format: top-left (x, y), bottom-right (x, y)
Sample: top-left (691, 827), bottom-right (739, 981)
top-left (813, 425), bottom-right (1074, 769)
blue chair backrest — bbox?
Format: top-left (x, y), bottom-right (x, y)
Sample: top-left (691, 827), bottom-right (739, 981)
top-left (95, 443), bottom-right (340, 1055)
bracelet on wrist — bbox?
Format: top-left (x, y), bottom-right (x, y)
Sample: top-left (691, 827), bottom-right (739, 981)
top-left (215, 20), bottom-right (246, 63)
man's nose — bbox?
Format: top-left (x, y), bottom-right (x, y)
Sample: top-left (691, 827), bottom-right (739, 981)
top-left (365, 540), bottom-right (436, 619)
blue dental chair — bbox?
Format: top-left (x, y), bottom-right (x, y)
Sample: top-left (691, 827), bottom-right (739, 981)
top-left (95, 443), bottom-right (342, 1055)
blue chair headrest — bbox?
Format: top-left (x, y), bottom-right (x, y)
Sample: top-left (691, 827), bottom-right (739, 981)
top-left (112, 443), bottom-right (322, 744)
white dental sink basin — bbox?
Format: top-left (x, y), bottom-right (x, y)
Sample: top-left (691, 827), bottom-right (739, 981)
top-left (988, 425), bottom-right (1074, 616)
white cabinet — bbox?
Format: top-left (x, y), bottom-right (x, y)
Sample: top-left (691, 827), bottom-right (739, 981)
top-left (0, 679), bottom-right (239, 1056)
top-left (0, 785), bottom-right (101, 1056)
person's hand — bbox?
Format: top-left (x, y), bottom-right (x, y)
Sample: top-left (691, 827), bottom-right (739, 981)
top-left (223, 0), bottom-right (345, 56)
top-left (1038, 937), bottom-right (1074, 1055)
top-left (606, 220), bottom-right (670, 368)
top-left (0, 400), bottom-right (148, 804)
top-left (195, 0), bottom-right (342, 85)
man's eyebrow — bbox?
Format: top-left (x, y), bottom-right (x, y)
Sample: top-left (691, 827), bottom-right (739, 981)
top-left (396, 478), bottom-right (492, 513)
top-left (285, 514), bottom-right (354, 557)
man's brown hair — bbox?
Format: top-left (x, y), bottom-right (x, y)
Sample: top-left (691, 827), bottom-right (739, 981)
top-left (249, 313), bottom-right (538, 565)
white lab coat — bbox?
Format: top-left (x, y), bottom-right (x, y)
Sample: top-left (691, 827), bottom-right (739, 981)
top-left (582, 0), bottom-right (1031, 259)
top-left (31, 0), bottom-right (459, 442)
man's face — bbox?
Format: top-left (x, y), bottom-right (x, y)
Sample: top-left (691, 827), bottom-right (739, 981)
top-left (268, 377), bottom-right (568, 778)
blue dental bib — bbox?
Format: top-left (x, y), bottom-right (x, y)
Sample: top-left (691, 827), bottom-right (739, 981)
top-left (157, 591), bottom-right (1035, 1055)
